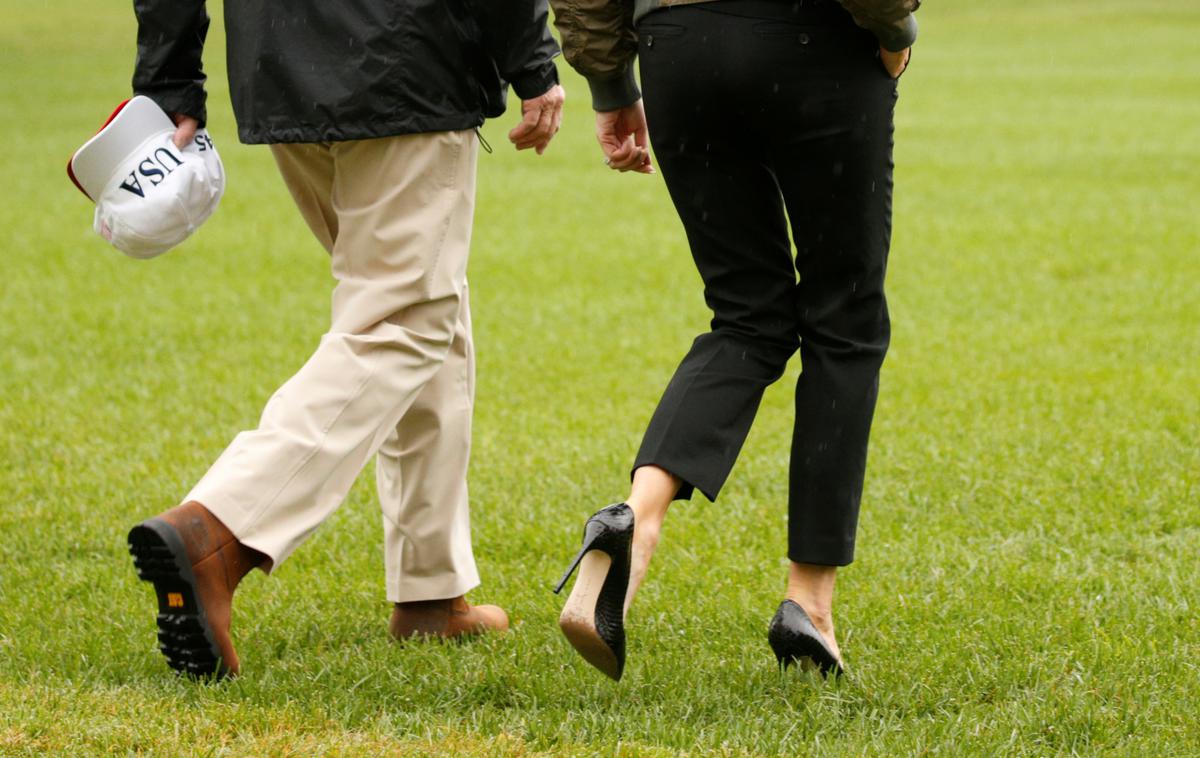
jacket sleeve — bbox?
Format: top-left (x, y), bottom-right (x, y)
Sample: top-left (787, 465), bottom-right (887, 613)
top-left (132, 0), bottom-right (210, 124)
top-left (837, 0), bottom-right (920, 52)
top-left (550, 0), bottom-right (640, 111)
top-left (472, 0), bottom-right (562, 100)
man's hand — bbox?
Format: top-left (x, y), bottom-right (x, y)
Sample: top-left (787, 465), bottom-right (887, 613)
top-left (170, 113), bottom-right (200, 149)
top-left (508, 84), bottom-right (565, 155)
top-left (596, 101), bottom-right (653, 175)
top-left (880, 46), bottom-right (911, 79)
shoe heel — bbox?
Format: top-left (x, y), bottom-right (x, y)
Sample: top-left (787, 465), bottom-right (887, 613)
top-left (553, 519), bottom-right (607, 594)
top-left (553, 545), bottom-right (587, 594)
top-left (554, 503), bottom-right (634, 681)
top-left (767, 600), bottom-right (844, 678)
top-left (768, 636), bottom-right (787, 669)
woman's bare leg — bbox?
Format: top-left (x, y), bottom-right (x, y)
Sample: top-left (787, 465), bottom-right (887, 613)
top-left (622, 465), bottom-right (679, 612)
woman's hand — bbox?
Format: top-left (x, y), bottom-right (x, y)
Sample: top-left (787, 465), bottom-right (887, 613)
top-left (880, 46), bottom-right (911, 79)
top-left (596, 101), bottom-right (654, 174)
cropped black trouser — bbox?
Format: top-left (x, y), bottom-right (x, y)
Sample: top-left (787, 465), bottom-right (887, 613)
top-left (633, 0), bottom-right (898, 566)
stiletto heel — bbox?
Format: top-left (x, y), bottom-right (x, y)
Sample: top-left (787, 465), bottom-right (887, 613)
top-left (553, 517), bottom-right (609, 594)
top-left (767, 599), bottom-right (844, 678)
top-left (553, 546), bottom-right (587, 594)
top-left (554, 503), bottom-right (634, 681)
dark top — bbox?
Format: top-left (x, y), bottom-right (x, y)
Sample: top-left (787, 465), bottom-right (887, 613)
top-left (551, 0), bottom-right (918, 110)
top-left (132, 0), bottom-right (561, 144)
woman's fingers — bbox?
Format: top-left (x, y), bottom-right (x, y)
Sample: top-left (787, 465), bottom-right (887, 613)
top-left (595, 103), bottom-right (654, 173)
top-left (632, 122), bottom-right (654, 173)
top-left (607, 135), bottom-right (647, 171)
top-left (879, 46), bottom-right (911, 79)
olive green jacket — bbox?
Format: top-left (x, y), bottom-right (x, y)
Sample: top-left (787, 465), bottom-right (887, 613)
top-left (550, 0), bottom-right (920, 110)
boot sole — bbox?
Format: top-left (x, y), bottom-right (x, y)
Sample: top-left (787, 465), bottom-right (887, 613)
top-left (128, 519), bottom-right (229, 679)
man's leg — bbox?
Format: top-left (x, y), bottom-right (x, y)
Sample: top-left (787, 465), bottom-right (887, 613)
top-left (377, 287), bottom-right (479, 604)
top-left (130, 131), bottom-right (479, 677)
top-left (185, 131), bottom-right (479, 568)
top-left (270, 141), bottom-right (337, 253)
top-left (377, 288), bottom-right (507, 638)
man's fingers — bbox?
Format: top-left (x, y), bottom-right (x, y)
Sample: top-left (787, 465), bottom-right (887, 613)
top-left (170, 114), bottom-right (199, 149)
top-left (510, 85), bottom-right (566, 152)
top-left (509, 94), bottom-right (552, 145)
top-left (540, 84), bottom-right (565, 151)
top-left (508, 106), bottom-right (540, 143)
top-left (512, 105), bottom-right (557, 151)
top-left (527, 106), bottom-right (552, 145)
top-left (528, 104), bottom-right (554, 150)
top-left (539, 103), bottom-right (564, 155)
top-left (551, 103), bottom-right (563, 136)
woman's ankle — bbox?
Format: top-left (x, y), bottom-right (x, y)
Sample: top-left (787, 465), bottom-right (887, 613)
top-left (785, 594), bottom-right (834, 632)
top-left (785, 562), bottom-right (837, 627)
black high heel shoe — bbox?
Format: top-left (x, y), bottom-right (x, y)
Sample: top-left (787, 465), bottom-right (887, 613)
top-left (767, 599), bottom-right (844, 677)
top-left (553, 503), bottom-right (634, 681)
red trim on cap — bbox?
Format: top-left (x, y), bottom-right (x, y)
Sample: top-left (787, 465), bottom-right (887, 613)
top-left (99, 98), bottom-right (133, 130)
top-left (66, 159), bottom-right (91, 201)
top-left (66, 98), bottom-right (133, 202)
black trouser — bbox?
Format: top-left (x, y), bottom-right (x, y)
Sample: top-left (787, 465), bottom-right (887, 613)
top-left (633, 0), bottom-right (898, 566)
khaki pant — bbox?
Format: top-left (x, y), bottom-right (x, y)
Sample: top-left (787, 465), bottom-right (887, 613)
top-left (185, 131), bottom-right (481, 603)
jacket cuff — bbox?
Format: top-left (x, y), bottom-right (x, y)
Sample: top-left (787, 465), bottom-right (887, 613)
top-left (587, 67), bottom-right (641, 112)
top-left (874, 13), bottom-right (918, 52)
top-left (134, 85), bottom-right (208, 127)
top-left (510, 62), bottom-right (560, 101)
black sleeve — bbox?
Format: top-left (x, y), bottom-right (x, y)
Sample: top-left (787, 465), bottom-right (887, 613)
top-left (131, 0), bottom-right (210, 125)
top-left (471, 0), bottom-right (561, 100)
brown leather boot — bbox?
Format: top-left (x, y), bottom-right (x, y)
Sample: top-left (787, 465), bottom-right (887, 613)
top-left (389, 596), bottom-right (509, 641)
top-left (127, 501), bottom-right (266, 678)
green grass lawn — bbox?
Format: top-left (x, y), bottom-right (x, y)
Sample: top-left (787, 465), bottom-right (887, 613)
top-left (2, 0), bottom-right (1198, 754)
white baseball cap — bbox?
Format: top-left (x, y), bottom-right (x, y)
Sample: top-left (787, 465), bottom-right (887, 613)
top-left (68, 96), bottom-right (225, 259)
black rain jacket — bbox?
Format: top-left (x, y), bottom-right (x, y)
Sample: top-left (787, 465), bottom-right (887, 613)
top-left (132, 0), bottom-right (561, 144)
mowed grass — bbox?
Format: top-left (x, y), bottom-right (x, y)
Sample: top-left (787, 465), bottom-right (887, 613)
top-left (1, 0), bottom-right (1198, 754)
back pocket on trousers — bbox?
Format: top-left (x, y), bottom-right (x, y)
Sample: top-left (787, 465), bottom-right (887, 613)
top-left (753, 21), bottom-right (817, 47)
top-left (639, 22), bottom-right (687, 48)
